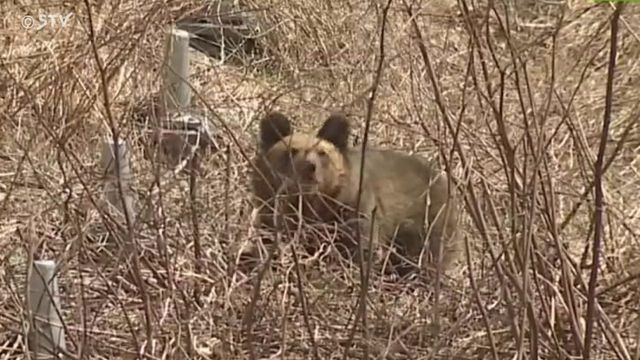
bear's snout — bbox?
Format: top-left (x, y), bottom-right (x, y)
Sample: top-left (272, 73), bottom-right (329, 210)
top-left (297, 159), bottom-right (317, 181)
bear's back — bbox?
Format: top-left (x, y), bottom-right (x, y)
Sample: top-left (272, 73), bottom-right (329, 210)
top-left (339, 148), bottom-right (443, 213)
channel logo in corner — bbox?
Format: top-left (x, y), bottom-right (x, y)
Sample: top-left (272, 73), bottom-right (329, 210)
top-left (20, 13), bottom-right (74, 31)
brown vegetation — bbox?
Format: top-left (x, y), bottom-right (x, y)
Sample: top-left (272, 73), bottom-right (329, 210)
top-left (1, 0), bottom-right (639, 359)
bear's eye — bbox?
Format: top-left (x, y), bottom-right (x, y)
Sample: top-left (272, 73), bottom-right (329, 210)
top-left (317, 149), bottom-right (327, 157)
top-left (289, 148), bottom-right (299, 158)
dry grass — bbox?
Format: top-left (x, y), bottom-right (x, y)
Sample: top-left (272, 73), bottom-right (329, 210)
top-left (1, 0), bottom-right (640, 359)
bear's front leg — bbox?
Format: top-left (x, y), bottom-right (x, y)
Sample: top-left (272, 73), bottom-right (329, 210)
top-left (337, 205), bottom-right (384, 274)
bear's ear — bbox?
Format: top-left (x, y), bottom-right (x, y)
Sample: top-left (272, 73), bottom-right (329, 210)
top-left (317, 112), bottom-right (350, 151)
top-left (259, 112), bottom-right (292, 151)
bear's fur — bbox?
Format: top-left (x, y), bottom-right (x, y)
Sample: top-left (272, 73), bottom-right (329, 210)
top-left (249, 111), bottom-right (461, 274)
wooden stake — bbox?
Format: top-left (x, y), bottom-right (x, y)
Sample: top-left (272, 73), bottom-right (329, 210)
top-left (100, 137), bottom-right (136, 223)
top-left (28, 260), bottom-right (66, 359)
top-left (162, 27), bottom-right (191, 113)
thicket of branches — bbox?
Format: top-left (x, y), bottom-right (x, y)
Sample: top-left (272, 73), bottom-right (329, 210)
top-left (1, 0), bottom-right (639, 359)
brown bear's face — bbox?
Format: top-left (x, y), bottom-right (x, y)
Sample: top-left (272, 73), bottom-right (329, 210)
top-left (258, 112), bottom-right (351, 199)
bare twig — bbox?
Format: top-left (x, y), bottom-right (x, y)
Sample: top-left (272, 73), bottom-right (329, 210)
top-left (343, 0), bottom-right (392, 358)
top-left (584, 4), bottom-right (624, 359)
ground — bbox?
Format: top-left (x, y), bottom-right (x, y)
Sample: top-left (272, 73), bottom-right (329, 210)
top-left (0, 0), bottom-right (639, 359)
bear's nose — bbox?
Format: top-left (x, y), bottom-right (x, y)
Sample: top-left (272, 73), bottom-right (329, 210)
top-left (294, 160), bottom-right (316, 181)
top-left (303, 161), bottom-right (316, 176)
top-left (294, 160), bottom-right (317, 182)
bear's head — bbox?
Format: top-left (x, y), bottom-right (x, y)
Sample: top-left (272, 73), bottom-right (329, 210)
top-left (251, 111), bottom-right (352, 225)
top-left (258, 111), bottom-right (350, 195)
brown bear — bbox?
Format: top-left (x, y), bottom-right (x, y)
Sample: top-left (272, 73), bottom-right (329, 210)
top-left (248, 111), bottom-right (461, 275)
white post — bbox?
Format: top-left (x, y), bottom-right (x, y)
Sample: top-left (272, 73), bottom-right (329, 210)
top-left (28, 260), bottom-right (66, 359)
top-left (162, 27), bottom-right (191, 113)
top-left (100, 137), bottom-right (136, 223)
